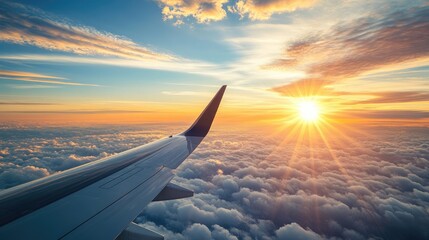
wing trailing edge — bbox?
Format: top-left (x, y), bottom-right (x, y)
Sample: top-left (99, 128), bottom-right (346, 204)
top-left (116, 222), bottom-right (163, 240)
top-left (183, 85), bottom-right (226, 137)
top-left (153, 182), bottom-right (193, 201)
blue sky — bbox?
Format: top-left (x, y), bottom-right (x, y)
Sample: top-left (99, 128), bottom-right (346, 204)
top-left (0, 1), bottom-right (228, 101)
top-left (1, 1), bottom-right (223, 101)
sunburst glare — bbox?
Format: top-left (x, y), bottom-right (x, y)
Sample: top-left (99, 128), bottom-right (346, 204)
top-left (297, 100), bottom-right (320, 123)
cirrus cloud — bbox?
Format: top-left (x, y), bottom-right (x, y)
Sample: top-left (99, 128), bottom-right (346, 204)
top-left (0, 70), bottom-right (96, 86)
top-left (0, 2), bottom-right (173, 61)
top-left (271, 5), bottom-right (429, 96)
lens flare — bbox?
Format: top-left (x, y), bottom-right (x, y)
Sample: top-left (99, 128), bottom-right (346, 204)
top-left (297, 100), bottom-right (320, 122)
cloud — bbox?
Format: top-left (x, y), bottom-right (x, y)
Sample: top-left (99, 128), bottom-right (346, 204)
top-left (0, 2), bottom-right (221, 76)
top-left (0, 2), bottom-right (172, 61)
top-left (212, 224), bottom-right (239, 240)
top-left (1, 125), bottom-right (429, 239)
top-left (157, 0), bottom-right (319, 24)
top-left (0, 110), bottom-right (151, 114)
top-left (271, 5), bottom-right (429, 96)
top-left (6, 84), bottom-right (60, 89)
top-left (141, 127), bottom-right (429, 239)
top-left (229, 0), bottom-right (318, 20)
top-left (0, 54), bottom-right (221, 79)
top-left (159, 0), bottom-right (228, 24)
top-left (352, 91), bottom-right (429, 104)
top-left (271, 82), bottom-right (429, 111)
top-left (0, 70), bottom-right (96, 86)
top-left (343, 110), bottom-right (429, 120)
top-left (0, 165), bottom-right (49, 189)
top-left (275, 223), bottom-right (322, 240)
top-left (0, 102), bottom-right (58, 106)
top-left (184, 223), bottom-right (212, 239)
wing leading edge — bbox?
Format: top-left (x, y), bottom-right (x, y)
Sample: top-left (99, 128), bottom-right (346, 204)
top-left (0, 85), bottom-right (226, 240)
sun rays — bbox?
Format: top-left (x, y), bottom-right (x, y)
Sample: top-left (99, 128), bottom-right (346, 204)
top-left (265, 95), bottom-right (375, 191)
top-left (297, 100), bottom-right (320, 123)
top-left (253, 93), bottom-right (388, 230)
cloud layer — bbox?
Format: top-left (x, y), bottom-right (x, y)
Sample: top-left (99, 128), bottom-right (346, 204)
top-left (1, 125), bottom-right (428, 239)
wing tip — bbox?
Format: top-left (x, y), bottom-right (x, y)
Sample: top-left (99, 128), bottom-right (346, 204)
top-left (183, 85), bottom-right (226, 137)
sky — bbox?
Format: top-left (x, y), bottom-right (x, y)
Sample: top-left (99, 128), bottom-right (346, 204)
top-left (0, 0), bottom-right (428, 126)
top-left (1, 1), bottom-right (429, 239)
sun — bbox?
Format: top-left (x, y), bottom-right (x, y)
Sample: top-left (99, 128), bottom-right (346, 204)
top-left (297, 100), bottom-right (320, 122)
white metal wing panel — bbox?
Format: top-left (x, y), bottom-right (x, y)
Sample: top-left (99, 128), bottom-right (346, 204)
top-left (0, 166), bottom-right (170, 239)
top-left (60, 168), bottom-right (174, 240)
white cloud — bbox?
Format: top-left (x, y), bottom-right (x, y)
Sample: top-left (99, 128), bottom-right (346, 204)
top-left (1, 125), bottom-right (429, 239)
top-left (159, 0), bottom-right (229, 24)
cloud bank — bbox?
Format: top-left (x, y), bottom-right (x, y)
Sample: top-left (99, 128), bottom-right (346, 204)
top-left (1, 125), bottom-right (428, 239)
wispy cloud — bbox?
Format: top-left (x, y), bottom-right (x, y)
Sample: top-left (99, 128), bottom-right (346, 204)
top-left (343, 110), bottom-right (429, 120)
top-left (0, 55), bottom-right (221, 78)
top-left (272, 83), bottom-right (429, 105)
top-left (0, 2), bottom-right (221, 76)
top-left (271, 5), bottom-right (429, 96)
top-left (0, 2), bottom-right (172, 61)
top-left (0, 70), bottom-right (65, 80)
top-left (352, 91), bottom-right (429, 104)
top-left (0, 102), bottom-right (58, 106)
top-left (7, 84), bottom-right (60, 89)
top-left (0, 70), bottom-right (96, 86)
top-left (0, 110), bottom-right (151, 114)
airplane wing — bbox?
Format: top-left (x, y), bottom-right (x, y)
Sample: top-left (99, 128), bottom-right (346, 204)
top-left (0, 85), bottom-right (227, 240)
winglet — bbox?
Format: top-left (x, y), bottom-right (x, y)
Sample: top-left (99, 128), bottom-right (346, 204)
top-left (183, 85), bottom-right (226, 137)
